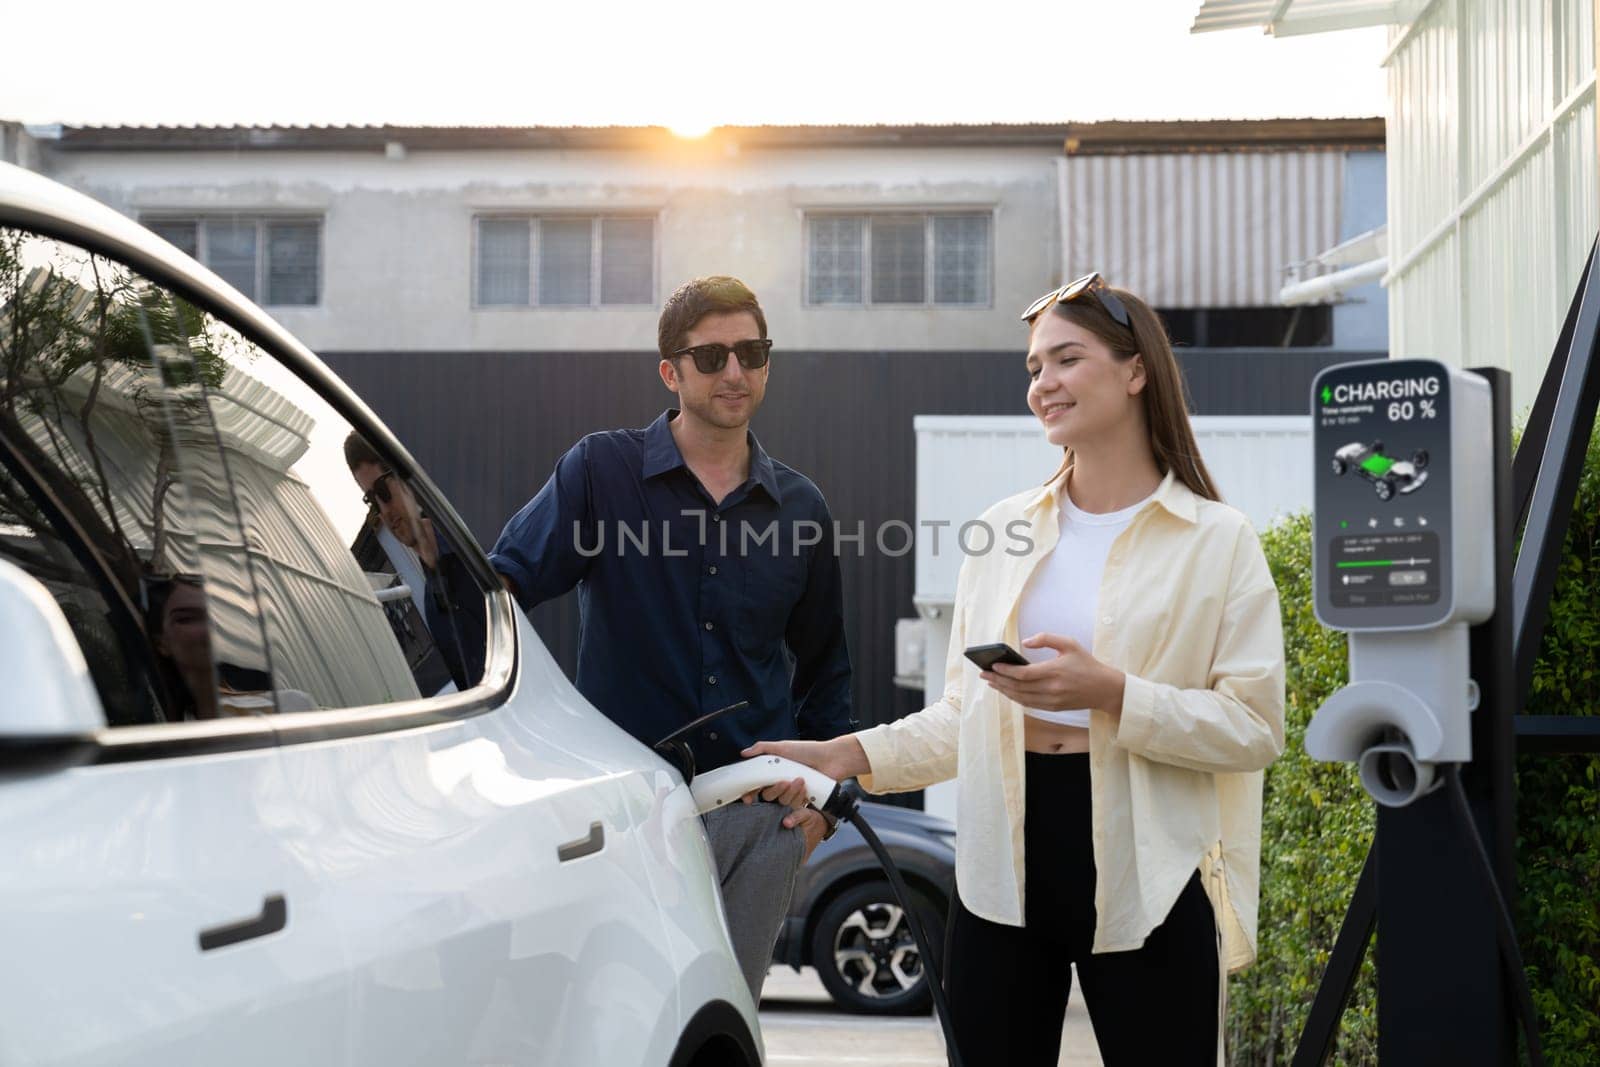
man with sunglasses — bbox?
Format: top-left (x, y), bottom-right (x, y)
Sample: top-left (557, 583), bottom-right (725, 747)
top-left (344, 432), bottom-right (486, 692)
top-left (489, 276), bottom-right (853, 999)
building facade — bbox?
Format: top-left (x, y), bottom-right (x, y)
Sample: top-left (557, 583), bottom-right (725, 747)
top-left (3, 119), bottom-right (1387, 355)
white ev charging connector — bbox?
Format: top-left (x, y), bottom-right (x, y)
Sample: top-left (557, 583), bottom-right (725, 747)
top-left (1308, 358), bottom-right (1494, 806)
top-left (688, 755), bottom-right (851, 820)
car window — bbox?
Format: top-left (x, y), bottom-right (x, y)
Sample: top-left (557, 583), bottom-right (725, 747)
top-left (1, 223), bottom-right (488, 725)
top-left (158, 310), bottom-right (489, 707)
top-left (0, 462), bottom-right (159, 725)
top-left (0, 226), bottom-right (275, 723)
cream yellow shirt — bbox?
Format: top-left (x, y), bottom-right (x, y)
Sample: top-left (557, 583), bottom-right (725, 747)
top-left (856, 469), bottom-right (1286, 974)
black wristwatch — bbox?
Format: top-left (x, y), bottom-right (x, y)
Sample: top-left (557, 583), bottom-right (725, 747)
top-left (818, 810), bottom-right (840, 841)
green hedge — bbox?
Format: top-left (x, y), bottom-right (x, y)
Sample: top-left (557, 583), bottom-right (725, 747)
top-left (1518, 419), bottom-right (1600, 1060)
top-left (1228, 511), bottom-right (1374, 1064)
top-left (1229, 423), bottom-right (1600, 1065)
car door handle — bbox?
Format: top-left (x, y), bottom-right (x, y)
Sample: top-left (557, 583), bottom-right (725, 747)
top-left (198, 894), bottom-right (288, 951)
top-left (557, 821), bottom-right (605, 862)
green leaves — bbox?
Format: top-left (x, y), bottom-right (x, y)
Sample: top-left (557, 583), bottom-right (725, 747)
top-left (1230, 513), bottom-right (1376, 1064)
top-left (1515, 420), bottom-right (1600, 1067)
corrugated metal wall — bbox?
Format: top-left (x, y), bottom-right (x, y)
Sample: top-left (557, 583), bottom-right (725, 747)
top-left (1060, 151), bottom-right (1344, 307)
top-left (1388, 5), bottom-right (1460, 262)
top-left (324, 347), bottom-right (1364, 732)
top-left (1386, 0), bottom-right (1597, 413)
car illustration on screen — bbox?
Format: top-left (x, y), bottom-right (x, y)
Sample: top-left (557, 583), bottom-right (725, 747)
top-left (1331, 440), bottom-right (1430, 500)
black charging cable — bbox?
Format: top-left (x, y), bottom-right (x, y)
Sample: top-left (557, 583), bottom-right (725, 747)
top-left (1444, 764), bottom-right (1545, 1067)
top-left (822, 783), bottom-right (965, 1067)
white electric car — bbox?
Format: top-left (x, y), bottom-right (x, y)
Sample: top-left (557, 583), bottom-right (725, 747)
top-left (0, 161), bottom-right (759, 1066)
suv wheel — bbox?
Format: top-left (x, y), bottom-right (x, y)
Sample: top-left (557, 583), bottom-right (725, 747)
top-left (811, 880), bottom-right (943, 1015)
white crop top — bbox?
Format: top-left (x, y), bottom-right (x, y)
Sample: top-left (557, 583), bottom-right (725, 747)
top-left (1014, 487), bottom-right (1151, 728)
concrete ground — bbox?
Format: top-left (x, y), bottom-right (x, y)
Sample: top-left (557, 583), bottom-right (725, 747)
top-left (758, 966), bottom-right (1103, 1066)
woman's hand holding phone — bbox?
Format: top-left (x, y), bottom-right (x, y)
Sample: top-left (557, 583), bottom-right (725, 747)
top-left (981, 632), bottom-right (1126, 716)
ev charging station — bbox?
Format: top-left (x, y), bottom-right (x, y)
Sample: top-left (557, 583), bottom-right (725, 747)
top-left (1300, 357), bottom-right (1537, 1065)
top-left (1307, 359), bottom-right (1494, 804)
top-left (1287, 245), bottom-right (1600, 1067)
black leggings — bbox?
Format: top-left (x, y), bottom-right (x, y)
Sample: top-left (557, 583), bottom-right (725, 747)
top-left (944, 752), bottom-right (1219, 1066)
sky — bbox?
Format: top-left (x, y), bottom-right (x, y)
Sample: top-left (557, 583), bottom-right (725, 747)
top-left (3, 0), bottom-right (1388, 130)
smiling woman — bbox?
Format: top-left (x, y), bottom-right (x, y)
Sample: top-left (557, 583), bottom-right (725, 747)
top-left (746, 275), bottom-right (1287, 1066)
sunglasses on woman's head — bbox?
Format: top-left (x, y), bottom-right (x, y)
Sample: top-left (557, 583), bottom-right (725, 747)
top-left (1020, 272), bottom-right (1132, 329)
top-left (362, 469), bottom-right (399, 508)
top-left (671, 338), bottom-right (774, 375)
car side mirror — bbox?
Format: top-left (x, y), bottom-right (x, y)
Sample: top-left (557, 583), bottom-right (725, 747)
top-left (0, 557), bottom-right (107, 737)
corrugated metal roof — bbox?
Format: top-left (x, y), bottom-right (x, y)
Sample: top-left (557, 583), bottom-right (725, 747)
top-left (47, 122), bottom-right (1072, 151)
top-left (40, 117), bottom-right (1383, 153)
top-left (1062, 118), bottom-right (1383, 154)
top-left (1061, 150), bottom-right (1344, 306)
top-left (1191, 0), bottom-right (1427, 37)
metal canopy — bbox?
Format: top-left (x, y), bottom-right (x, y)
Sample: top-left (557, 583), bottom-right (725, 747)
top-left (1279, 224), bottom-right (1388, 306)
top-left (1190, 0), bottom-right (1428, 37)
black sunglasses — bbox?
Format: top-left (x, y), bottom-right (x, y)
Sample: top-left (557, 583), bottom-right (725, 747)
top-left (362, 469), bottom-right (399, 508)
top-left (1020, 272), bottom-right (1131, 329)
top-left (148, 572), bottom-right (206, 590)
top-left (671, 338), bottom-right (773, 375)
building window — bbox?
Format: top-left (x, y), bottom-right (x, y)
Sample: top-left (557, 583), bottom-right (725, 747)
top-left (1157, 306), bottom-right (1333, 348)
top-left (142, 216), bottom-right (321, 306)
top-left (807, 212), bottom-right (991, 307)
top-left (475, 215), bottom-right (655, 307)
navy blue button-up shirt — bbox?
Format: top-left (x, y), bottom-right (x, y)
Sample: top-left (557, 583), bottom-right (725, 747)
top-left (423, 529), bottom-right (487, 692)
top-left (489, 410), bottom-right (853, 771)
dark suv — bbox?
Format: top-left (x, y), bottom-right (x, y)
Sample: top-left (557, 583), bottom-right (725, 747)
top-left (771, 800), bottom-right (956, 1014)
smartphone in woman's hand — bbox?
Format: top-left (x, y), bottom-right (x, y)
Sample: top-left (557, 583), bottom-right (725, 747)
top-left (964, 642), bottom-right (1030, 670)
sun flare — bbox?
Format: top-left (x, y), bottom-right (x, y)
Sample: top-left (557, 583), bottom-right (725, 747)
top-left (668, 121), bottom-right (717, 139)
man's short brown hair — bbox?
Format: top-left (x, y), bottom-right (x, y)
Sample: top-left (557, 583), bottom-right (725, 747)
top-left (342, 430), bottom-right (384, 474)
top-left (657, 276), bottom-right (768, 360)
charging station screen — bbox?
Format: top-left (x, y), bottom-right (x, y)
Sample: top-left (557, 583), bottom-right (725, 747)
top-left (1313, 359), bottom-right (1453, 630)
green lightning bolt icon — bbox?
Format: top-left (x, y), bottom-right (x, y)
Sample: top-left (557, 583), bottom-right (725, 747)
top-left (1321, 386), bottom-right (1332, 404)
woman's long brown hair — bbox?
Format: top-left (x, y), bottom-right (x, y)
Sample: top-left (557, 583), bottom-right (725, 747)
top-left (1034, 286), bottom-right (1222, 502)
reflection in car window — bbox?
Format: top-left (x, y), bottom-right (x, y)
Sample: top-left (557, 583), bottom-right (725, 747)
top-left (1, 225), bottom-right (484, 723)
top-left (165, 318), bottom-right (438, 708)
top-left (0, 463), bottom-right (159, 724)
top-left (342, 432), bottom-right (487, 694)
top-left (0, 226), bottom-right (276, 722)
